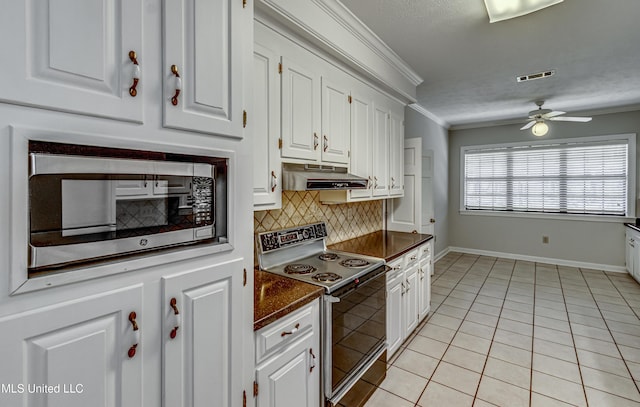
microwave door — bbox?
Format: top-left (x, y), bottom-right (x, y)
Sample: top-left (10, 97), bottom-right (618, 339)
top-left (62, 180), bottom-right (116, 236)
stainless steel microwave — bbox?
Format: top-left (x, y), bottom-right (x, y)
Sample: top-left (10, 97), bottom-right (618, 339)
top-left (28, 142), bottom-right (228, 272)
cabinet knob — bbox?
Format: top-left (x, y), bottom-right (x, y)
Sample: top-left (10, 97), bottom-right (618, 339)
top-left (128, 51), bottom-right (140, 97)
top-left (170, 65), bottom-right (181, 106)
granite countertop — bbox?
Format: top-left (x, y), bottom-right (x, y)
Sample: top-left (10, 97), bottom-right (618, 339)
top-left (254, 269), bottom-right (324, 331)
top-left (329, 230), bottom-right (434, 262)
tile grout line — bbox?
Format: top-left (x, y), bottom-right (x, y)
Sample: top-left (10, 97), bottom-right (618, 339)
top-left (579, 268), bottom-right (640, 400)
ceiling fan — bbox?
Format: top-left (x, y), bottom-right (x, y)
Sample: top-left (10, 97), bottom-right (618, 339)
top-left (520, 101), bottom-right (592, 136)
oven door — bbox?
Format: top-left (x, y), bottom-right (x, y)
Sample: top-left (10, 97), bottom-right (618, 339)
top-left (324, 265), bottom-right (388, 404)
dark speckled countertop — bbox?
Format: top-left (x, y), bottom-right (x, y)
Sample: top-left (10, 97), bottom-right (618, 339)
top-left (254, 269), bottom-right (324, 331)
top-left (329, 230), bottom-right (434, 262)
top-left (626, 223), bottom-right (640, 233)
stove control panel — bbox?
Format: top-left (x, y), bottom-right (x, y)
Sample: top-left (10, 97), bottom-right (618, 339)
top-left (258, 222), bottom-right (328, 253)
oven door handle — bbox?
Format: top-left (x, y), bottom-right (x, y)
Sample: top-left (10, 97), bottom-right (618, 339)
top-left (326, 295), bottom-right (340, 303)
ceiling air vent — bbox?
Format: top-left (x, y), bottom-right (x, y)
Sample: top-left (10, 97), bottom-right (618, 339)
top-left (516, 69), bottom-right (555, 83)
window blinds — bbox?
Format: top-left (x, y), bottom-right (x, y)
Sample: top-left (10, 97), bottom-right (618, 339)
top-left (463, 139), bottom-right (629, 216)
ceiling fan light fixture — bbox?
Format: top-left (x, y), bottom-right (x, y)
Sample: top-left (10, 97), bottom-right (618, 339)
top-left (532, 121), bottom-right (549, 136)
top-left (483, 0), bottom-right (564, 23)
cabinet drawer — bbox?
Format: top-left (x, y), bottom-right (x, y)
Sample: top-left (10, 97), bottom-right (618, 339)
top-left (256, 299), bottom-right (319, 364)
top-left (405, 248), bottom-right (419, 266)
top-left (419, 243), bottom-right (432, 260)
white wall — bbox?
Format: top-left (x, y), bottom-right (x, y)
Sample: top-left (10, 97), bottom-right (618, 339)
top-left (404, 105), bottom-right (449, 256)
top-left (448, 110), bottom-right (640, 269)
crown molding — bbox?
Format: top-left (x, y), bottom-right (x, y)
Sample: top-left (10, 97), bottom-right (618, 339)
top-left (408, 103), bottom-right (450, 129)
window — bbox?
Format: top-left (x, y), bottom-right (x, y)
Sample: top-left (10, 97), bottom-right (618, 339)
top-left (462, 135), bottom-right (635, 217)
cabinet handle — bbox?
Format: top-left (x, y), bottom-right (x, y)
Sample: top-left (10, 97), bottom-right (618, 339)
top-left (271, 171), bottom-right (278, 192)
top-left (281, 323), bottom-right (300, 337)
top-left (313, 133), bottom-right (319, 150)
top-left (128, 311), bottom-right (140, 358)
top-left (368, 176), bottom-right (373, 189)
top-left (391, 177), bottom-right (395, 188)
top-left (401, 282), bottom-right (405, 295)
top-left (170, 65), bottom-right (182, 106)
top-left (373, 176), bottom-right (378, 189)
top-left (410, 255), bottom-right (417, 261)
top-left (406, 279), bottom-right (411, 291)
top-left (309, 348), bottom-right (316, 373)
top-left (128, 51), bottom-right (140, 97)
top-left (323, 135), bottom-right (328, 152)
top-left (169, 298), bottom-right (181, 340)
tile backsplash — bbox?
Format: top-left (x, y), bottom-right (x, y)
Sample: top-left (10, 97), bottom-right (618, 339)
top-left (254, 191), bottom-right (382, 245)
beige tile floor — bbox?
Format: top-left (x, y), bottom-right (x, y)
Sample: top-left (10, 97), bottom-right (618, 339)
top-left (364, 252), bottom-right (640, 407)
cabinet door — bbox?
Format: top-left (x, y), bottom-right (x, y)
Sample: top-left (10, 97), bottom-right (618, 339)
top-left (255, 331), bottom-right (320, 407)
top-left (281, 57), bottom-right (321, 161)
top-left (0, 0), bottom-right (143, 122)
top-left (371, 105), bottom-right (390, 197)
top-left (386, 265), bottom-right (404, 357)
top-left (0, 285), bottom-right (143, 407)
top-left (348, 89), bottom-right (374, 200)
top-left (389, 112), bottom-right (405, 197)
top-left (418, 256), bottom-right (432, 321)
top-left (162, 259), bottom-right (243, 407)
top-left (321, 78), bottom-right (350, 164)
top-left (404, 263), bottom-right (419, 337)
top-left (253, 43), bottom-right (282, 210)
top-left (163, 0), bottom-right (243, 137)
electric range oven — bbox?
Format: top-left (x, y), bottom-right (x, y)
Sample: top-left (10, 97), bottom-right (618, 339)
top-left (257, 222), bottom-right (387, 406)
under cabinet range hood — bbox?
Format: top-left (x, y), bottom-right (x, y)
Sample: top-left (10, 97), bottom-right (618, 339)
top-left (282, 163), bottom-right (368, 191)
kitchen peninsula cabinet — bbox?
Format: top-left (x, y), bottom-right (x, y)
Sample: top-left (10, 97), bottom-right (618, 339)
top-left (626, 225), bottom-right (640, 282)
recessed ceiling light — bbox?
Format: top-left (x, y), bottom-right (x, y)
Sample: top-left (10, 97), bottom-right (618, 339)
top-left (516, 69), bottom-right (556, 83)
top-left (484, 0), bottom-right (564, 23)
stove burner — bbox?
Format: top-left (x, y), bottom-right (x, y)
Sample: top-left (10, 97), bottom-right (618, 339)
top-left (339, 258), bottom-right (371, 268)
top-left (312, 272), bottom-right (342, 282)
top-left (284, 264), bottom-right (317, 275)
top-left (318, 253), bottom-right (340, 261)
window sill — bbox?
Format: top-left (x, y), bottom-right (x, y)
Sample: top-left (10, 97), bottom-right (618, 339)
top-left (459, 210), bottom-right (635, 223)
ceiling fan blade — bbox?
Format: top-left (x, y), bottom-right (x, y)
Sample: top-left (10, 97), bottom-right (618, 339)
top-left (544, 110), bottom-right (566, 118)
top-left (520, 121), bottom-right (536, 130)
top-left (548, 116), bottom-right (592, 122)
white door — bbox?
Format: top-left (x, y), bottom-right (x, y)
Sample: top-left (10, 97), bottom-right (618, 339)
top-left (163, 0), bottom-right (243, 137)
top-left (162, 259), bottom-right (243, 407)
top-left (404, 263), bottom-right (420, 337)
top-left (0, 0), bottom-right (143, 122)
top-left (253, 43), bottom-right (281, 209)
top-left (387, 138), bottom-right (421, 232)
top-left (421, 150), bottom-right (436, 235)
top-left (0, 285), bottom-right (143, 407)
top-left (389, 112), bottom-right (405, 196)
top-left (321, 78), bottom-right (350, 164)
top-left (255, 332), bottom-right (319, 407)
top-left (281, 57), bottom-right (321, 161)
top-left (349, 88), bottom-right (374, 200)
top-left (372, 105), bottom-right (389, 197)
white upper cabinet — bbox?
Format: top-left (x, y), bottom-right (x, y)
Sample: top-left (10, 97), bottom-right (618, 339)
top-left (281, 56), bottom-right (322, 161)
top-left (321, 78), bottom-right (350, 165)
top-left (0, 0), bottom-right (143, 122)
top-left (253, 43), bottom-right (282, 209)
top-left (349, 87), bottom-right (375, 200)
top-left (372, 103), bottom-right (390, 197)
top-left (163, 0), bottom-right (244, 137)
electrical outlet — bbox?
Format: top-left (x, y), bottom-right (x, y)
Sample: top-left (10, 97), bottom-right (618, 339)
top-left (542, 236), bottom-right (549, 244)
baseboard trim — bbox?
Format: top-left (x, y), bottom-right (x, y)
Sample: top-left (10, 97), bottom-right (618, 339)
top-left (447, 246), bottom-right (626, 273)
top-left (434, 247), bottom-right (450, 263)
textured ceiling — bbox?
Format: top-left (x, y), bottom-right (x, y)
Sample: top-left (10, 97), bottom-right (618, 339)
top-left (339, 0), bottom-right (640, 128)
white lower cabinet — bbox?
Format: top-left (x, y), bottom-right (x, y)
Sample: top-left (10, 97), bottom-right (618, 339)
top-left (255, 299), bottom-right (320, 407)
top-left (0, 285), bottom-right (144, 407)
top-left (386, 241), bottom-right (433, 357)
top-left (162, 258), bottom-right (243, 407)
top-left (626, 227), bottom-right (640, 282)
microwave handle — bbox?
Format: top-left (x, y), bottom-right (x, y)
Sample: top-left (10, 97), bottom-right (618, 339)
top-left (29, 153), bottom-right (211, 178)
